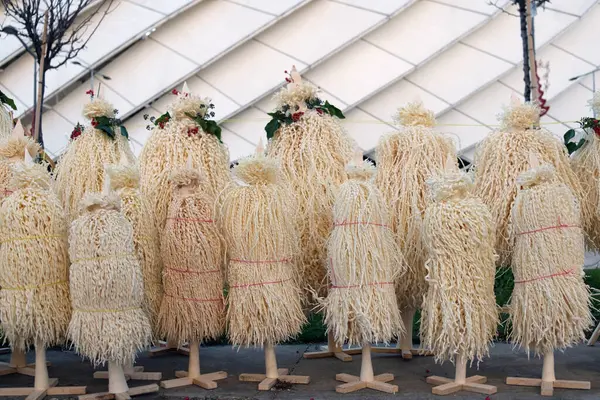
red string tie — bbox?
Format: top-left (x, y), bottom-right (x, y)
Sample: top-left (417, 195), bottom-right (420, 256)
top-left (516, 217), bottom-right (580, 236)
top-left (514, 268), bottom-right (576, 284)
top-left (230, 278), bottom-right (291, 289)
top-left (230, 258), bottom-right (292, 265)
top-left (330, 281), bottom-right (394, 289)
top-left (334, 221), bottom-right (390, 229)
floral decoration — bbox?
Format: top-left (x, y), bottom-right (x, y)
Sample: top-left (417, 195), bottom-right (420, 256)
top-left (0, 89), bottom-right (17, 111)
top-left (143, 88), bottom-right (222, 141)
top-left (82, 91), bottom-right (128, 140)
top-left (564, 117), bottom-right (600, 155)
top-left (265, 70), bottom-right (345, 139)
top-left (70, 122), bottom-right (84, 140)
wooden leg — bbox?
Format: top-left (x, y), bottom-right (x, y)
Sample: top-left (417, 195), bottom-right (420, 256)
top-left (160, 342), bottom-right (226, 390)
top-left (148, 340), bottom-right (190, 357)
top-left (94, 360), bottom-right (161, 381)
top-left (240, 343), bottom-right (310, 391)
top-left (334, 343), bottom-right (397, 394)
top-left (0, 344), bottom-right (86, 399)
top-left (588, 322), bottom-right (600, 346)
top-left (427, 354), bottom-right (496, 396)
top-left (506, 351), bottom-right (590, 397)
top-left (371, 309), bottom-right (434, 358)
top-left (303, 332), bottom-right (352, 361)
top-left (79, 362), bottom-right (158, 399)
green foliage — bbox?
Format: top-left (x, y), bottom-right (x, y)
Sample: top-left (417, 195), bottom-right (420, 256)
top-left (185, 112), bottom-right (222, 143)
top-left (564, 117), bottom-right (600, 155)
top-left (265, 97), bottom-right (345, 139)
top-left (0, 90), bottom-right (17, 111)
top-left (92, 115), bottom-right (128, 141)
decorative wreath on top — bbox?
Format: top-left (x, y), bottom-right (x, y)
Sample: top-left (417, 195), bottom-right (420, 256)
top-left (143, 84), bottom-right (222, 142)
top-left (563, 92), bottom-right (600, 155)
top-left (264, 66), bottom-right (345, 139)
top-left (72, 89), bottom-right (129, 141)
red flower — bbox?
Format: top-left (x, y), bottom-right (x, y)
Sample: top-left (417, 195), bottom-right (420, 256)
top-left (594, 126), bottom-right (600, 136)
top-left (187, 127), bottom-right (199, 136)
top-left (292, 111), bottom-right (304, 122)
top-left (158, 122), bottom-right (165, 129)
top-left (91, 119), bottom-right (98, 127)
top-left (70, 130), bottom-right (81, 140)
top-left (285, 77), bottom-right (291, 83)
top-left (316, 108), bottom-right (323, 115)
top-left (172, 89), bottom-right (179, 95)
top-left (85, 89), bottom-right (94, 96)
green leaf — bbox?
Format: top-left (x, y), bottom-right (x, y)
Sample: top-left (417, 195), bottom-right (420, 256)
top-left (120, 125), bottom-right (129, 139)
top-left (265, 118), bottom-right (281, 139)
top-left (0, 91), bottom-right (17, 111)
top-left (202, 120), bottom-right (222, 143)
top-left (323, 101), bottom-right (345, 119)
top-left (564, 129), bottom-right (576, 144)
top-left (97, 124), bottom-right (115, 139)
top-left (566, 138), bottom-right (586, 155)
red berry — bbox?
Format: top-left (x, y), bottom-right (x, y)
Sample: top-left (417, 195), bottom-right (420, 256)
top-left (91, 119), bottom-right (98, 127)
top-left (171, 89), bottom-right (179, 95)
top-left (594, 126), bottom-right (600, 136)
top-left (159, 122), bottom-right (165, 129)
top-left (292, 111), bottom-right (304, 122)
top-left (284, 70), bottom-right (288, 74)
top-left (316, 108), bottom-right (323, 115)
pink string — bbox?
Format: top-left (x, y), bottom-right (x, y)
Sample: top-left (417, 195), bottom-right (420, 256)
top-left (334, 221), bottom-right (391, 228)
top-left (516, 217), bottom-right (579, 236)
top-left (514, 268), bottom-right (575, 284)
top-left (165, 293), bottom-right (224, 303)
top-left (166, 217), bottom-right (214, 223)
top-left (165, 267), bottom-right (220, 274)
top-left (230, 278), bottom-right (291, 289)
top-left (230, 258), bottom-right (292, 264)
top-left (330, 282), bottom-right (394, 289)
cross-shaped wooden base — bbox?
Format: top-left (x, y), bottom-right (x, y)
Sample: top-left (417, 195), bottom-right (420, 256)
top-left (506, 377), bottom-right (591, 396)
top-left (148, 341), bottom-right (189, 357)
top-left (303, 332), bottom-right (360, 362)
top-left (427, 375), bottom-right (497, 395)
top-left (94, 366), bottom-right (162, 381)
top-left (506, 350), bottom-right (591, 396)
top-left (335, 373), bottom-right (397, 394)
top-left (160, 370), bottom-right (227, 390)
top-left (0, 348), bottom-right (49, 377)
top-left (78, 384), bottom-right (159, 400)
top-left (0, 378), bottom-right (87, 400)
top-left (240, 368), bottom-right (310, 391)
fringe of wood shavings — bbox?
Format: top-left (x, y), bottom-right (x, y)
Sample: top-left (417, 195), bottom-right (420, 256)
top-left (54, 123), bottom-right (134, 222)
top-left (68, 193), bottom-right (151, 367)
top-left (508, 164), bottom-right (592, 357)
top-left (156, 168), bottom-right (225, 346)
top-left (0, 162), bottom-right (71, 351)
top-left (139, 103), bottom-right (230, 238)
top-left (571, 124), bottom-right (600, 250)
top-left (106, 163), bottom-right (163, 338)
top-left (420, 171), bottom-right (498, 365)
top-left (318, 161), bottom-right (404, 348)
top-left (266, 110), bottom-right (354, 302)
top-left (474, 102), bottom-right (586, 264)
top-left (0, 135), bottom-right (40, 201)
top-left (0, 107), bottom-right (11, 139)
top-left (217, 155), bottom-right (306, 347)
top-left (375, 102), bottom-right (457, 312)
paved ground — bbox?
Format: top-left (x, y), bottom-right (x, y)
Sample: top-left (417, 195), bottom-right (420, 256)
top-left (1, 342), bottom-right (600, 399)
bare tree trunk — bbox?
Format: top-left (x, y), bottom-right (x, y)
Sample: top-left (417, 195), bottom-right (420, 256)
top-left (34, 11), bottom-right (48, 150)
top-left (517, 0), bottom-right (531, 102)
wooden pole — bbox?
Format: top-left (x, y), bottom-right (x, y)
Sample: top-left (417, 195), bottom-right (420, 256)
top-left (525, 0), bottom-right (541, 125)
top-left (33, 11), bottom-right (49, 144)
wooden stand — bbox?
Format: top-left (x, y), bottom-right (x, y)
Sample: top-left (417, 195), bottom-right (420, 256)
top-left (587, 322), bottom-right (600, 346)
top-left (240, 342), bottom-right (310, 391)
top-left (80, 362), bottom-right (159, 400)
top-left (160, 341), bottom-right (226, 390)
top-left (371, 309), bottom-right (433, 359)
top-left (148, 340), bottom-right (189, 357)
top-left (426, 354), bottom-right (496, 396)
top-left (93, 360), bottom-right (162, 381)
top-left (303, 332), bottom-right (361, 362)
top-left (0, 342), bottom-right (86, 399)
top-left (506, 351), bottom-right (590, 396)
top-left (335, 343), bottom-right (397, 394)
